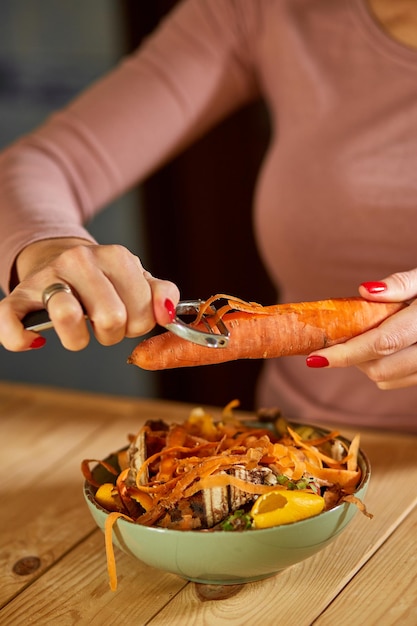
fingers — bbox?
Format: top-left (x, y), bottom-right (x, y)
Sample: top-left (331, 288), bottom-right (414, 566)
top-left (66, 245), bottom-right (149, 346)
top-left (359, 268), bottom-right (417, 302)
top-left (372, 372), bottom-right (417, 390)
top-left (49, 245), bottom-right (179, 347)
top-left (0, 277), bottom-right (91, 352)
top-left (356, 345), bottom-right (417, 390)
top-left (310, 302), bottom-right (417, 368)
top-left (306, 269), bottom-right (417, 390)
top-left (0, 241), bottom-right (180, 352)
top-left (71, 250), bottom-right (179, 343)
top-left (44, 287), bottom-right (90, 350)
top-left (0, 298), bottom-right (46, 351)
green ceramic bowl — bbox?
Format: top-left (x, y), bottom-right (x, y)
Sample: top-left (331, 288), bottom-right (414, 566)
top-left (83, 425), bottom-right (370, 585)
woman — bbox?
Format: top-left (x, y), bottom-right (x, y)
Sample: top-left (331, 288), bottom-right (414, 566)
top-left (0, 0), bottom-right (417, 430)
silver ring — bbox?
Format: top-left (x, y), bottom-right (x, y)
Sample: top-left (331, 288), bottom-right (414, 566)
top-left (42, 283), bottom-right (74, 309)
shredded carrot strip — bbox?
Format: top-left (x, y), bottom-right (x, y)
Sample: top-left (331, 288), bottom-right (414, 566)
top-left (128, 489), bottom-right (154, 511)
top-left (156, 424), bottom-right (187, 482)
top-left (304, 462), bottom-right (361, 489)
top-left (81, 458), bottom-right (119, 488)
top-left (208, 304), bottom-right (233, 327)
top-left (135, 445), bottom-right (197, 487)
top-left (347, 433), bottom-right (360, 472)
top-left (287, 427), bottom-right (348, 468)
top-left (183, 473), bottom-right (285, 498)
top-left (342, 494), bottom-right (373, 518)
top-left (104, 511), bottom-right (133, 591)
top-left (226, 297), bottom-right (268, 314)
top-left (193, 293), bottom-right (267, 325)
top-left (222, 399), bottom-right (241, 417)
top-left (288, 449), bottom-right (306, 481)
top-left (132, 475), bottom-right (181, 497)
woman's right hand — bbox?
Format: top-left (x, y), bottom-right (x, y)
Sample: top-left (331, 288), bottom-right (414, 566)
top-left (0, 238), bottom-right (180, 351)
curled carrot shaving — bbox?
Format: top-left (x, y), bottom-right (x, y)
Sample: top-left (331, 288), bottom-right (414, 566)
top-left (304, 462), bottom-right (361, 490)
top-left (193, 294), bottom-right (267, 325)
top-left (342, 494), bottom-right (373, 518)
top-left (128, 489), bottom-right (154, 511)
top-left (183, 473), bottom-right (286, 498)
top-left (81, 458), bottom-right (119, 488)
top-left (104, 511), bottom-right (133, 591)
top-left (222, 398), bottom-right (241, 417)
top-left (134, 443), bottom-right (219, 489)
top-left (287, 449), bottom-right (306, 481)
top-left (156, 424), bottom-right (187, 482)
top-left (347, 434), bottom-right (360, 472)
top-left (287, 427), bottom-right (348, 469)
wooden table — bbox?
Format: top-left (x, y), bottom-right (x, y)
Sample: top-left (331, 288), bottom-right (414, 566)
top-left (1, 381), bottom-right (417, 625)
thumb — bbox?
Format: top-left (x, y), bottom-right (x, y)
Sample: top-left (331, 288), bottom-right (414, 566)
top-left (359, 269), bottom-right (417, 302)
top-left (143, 270), bottom-right (180, 326)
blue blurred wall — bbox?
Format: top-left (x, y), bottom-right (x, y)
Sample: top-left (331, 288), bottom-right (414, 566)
top-left (0, 0), bottom-right (157, 398)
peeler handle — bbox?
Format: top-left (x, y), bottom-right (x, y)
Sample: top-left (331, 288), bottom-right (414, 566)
top-left (20, 300), bottom-right (230, 348)
top-left (22, 309), bottom-right (55, 333)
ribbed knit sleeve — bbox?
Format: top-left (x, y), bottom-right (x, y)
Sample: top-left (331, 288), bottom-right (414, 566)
top-left (0, 0), bottom-right (260, 292)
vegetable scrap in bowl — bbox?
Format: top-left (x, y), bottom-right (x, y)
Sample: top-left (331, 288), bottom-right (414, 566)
top-left (82, 401), bottom-right (372, 590)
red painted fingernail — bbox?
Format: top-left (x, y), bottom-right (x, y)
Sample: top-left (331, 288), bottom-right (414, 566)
top-left (164, 298), bottom-right (176, 322)
top-left (306, 355), bottom-right (329, 368)
top-left (30, 336), bottom-right (46, 349)
top-left (361, 281), bottom-right (387, 294)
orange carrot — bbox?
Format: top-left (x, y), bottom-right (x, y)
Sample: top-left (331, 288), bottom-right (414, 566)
top-left (128, 296), bottom-right (405, 370)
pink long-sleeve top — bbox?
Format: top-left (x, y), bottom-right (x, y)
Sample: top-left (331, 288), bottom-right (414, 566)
top-left (1, 0), bottom-right (417, 431)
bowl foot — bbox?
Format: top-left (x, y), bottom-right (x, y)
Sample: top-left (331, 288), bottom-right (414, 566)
top-left (194, 583), bottom-right (245, 601)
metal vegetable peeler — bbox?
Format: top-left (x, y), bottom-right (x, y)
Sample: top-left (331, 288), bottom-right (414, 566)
top-left (21, 299), bottom-right (230, 348)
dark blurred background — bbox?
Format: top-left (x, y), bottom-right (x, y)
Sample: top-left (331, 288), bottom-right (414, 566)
top-left (0, 0), bottom-right (274, 410)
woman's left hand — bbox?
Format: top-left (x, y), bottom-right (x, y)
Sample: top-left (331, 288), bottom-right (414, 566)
top-left (306, 269), bottom-right (417, 389)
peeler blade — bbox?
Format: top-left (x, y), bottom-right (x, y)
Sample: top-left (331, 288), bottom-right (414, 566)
top-left (164, 300), bottom-right (229, 348)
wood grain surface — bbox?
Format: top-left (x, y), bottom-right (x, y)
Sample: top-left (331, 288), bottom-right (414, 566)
top-left (1, 382), bottom-right (416, 625)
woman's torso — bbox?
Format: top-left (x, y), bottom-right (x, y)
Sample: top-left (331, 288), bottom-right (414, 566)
top-left (253, 0), bottom-right (417, 430)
